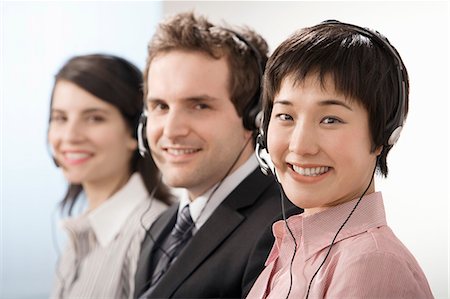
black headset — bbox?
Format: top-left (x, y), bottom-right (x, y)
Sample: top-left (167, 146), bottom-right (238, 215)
top-left (256, 20), bottom-right (408, 177)
top-left (227, 30), bottom-right (265, 132)
top-left (137, 29), bottom-right (265, 157)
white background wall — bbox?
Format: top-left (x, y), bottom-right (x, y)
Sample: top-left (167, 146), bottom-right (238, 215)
top-left (1, 2), bottom-right (162, 298)
top-left (163, 1), bottom-right (449, 298)
top-left (1, 1), bottom-right (449, 299)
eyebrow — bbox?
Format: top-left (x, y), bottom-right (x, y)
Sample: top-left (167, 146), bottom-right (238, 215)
top-left (147, 94), bottom-right (221, 103)
top-left (50, 108), bottom-right (110, 114)
top-left (318, 99), bottom-right (353, 111)
top-left (273, 100), bottom-right (292, 106)
top-left (273, 99), bottom-right (353, 111)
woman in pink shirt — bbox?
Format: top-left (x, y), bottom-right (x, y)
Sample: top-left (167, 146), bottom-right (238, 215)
top-left (249, 21), bottom-right (433, 299)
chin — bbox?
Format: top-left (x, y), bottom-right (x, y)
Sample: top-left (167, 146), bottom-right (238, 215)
top-left (286, 193), bottom-right (324, 210)
top-left (161, 176), bottom-right (187, 189)
top-left (66, 179), bottom-right (84, 185)
top-left (62, 173), bottom-right (85, 185)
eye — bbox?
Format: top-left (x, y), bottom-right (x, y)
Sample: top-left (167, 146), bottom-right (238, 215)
top-left (149, 101), bottom-right (169, 111)
top-left (86, 114), bottom-right (106, 123)
top-left (321, 116), bottom-right (343, 124)
top-left (50, 114), bottom-right (67, 123)
top-left (194, 103), bottom-right (210, 110)
top-left (155, 102), bottom-right (169, 110)
top-left (275, 113), bottom-right (293, 121)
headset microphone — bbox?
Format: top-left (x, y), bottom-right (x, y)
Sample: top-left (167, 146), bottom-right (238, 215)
top-left (255, 109), bottom-right (276, 176)
top-left (255, 134), bottom-right (274, 176)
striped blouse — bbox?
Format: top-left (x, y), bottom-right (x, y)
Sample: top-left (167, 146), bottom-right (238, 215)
top-left (50, 173), bottom-right (168, 299)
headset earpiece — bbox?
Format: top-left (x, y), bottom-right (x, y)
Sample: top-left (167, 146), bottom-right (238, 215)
top-left (137, 110), bottom-right (149, 157)
top-left (255, 111), bottom-right (276, 176)
top-left (254, 110), bottom-right (263, 130)
top-left (387, 126), bottom-right (403, 146)
top-left (243, 99), bottom-right (262, 131)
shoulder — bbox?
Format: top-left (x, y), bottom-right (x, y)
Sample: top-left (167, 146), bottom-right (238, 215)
top-left (226, 168), bottom-right (280, 210)
top-left (327, 227), bottom-right (433, 298)
top-left (337, 226), bottom-right (413, 261)
top-left (123, 197), bottom-right (170, 234)
top-left (333, 226), bottom-right (418, 269)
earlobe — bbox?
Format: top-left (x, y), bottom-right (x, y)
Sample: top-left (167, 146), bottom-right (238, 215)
top-left (128, 138), bottom-right (139, 151)
top-left (375, 145), bottom-right (383, 156)
top-left (243, 129), bottom-right (253, 140)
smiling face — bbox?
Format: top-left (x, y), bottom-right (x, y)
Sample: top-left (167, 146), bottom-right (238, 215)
top-left (267, 74), bottom-right (381, 215)
top-left (48, 80), bottom-right (137, 188)
top-left (145, 50), bottom-right (253, 199)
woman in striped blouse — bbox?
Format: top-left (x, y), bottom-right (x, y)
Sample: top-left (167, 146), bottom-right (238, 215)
top-left (48, 54), bottom-right (172, 298)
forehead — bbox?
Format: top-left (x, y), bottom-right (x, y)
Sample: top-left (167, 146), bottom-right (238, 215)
top-left (52, 80), bottom-right (113, 111)
top-left (274, 74), bottom-right (366, 112)
top-left (276, 71), bottom-right (367, 107)
top-left (146, 50), bottom-right (231, 100)
top-left (276, 74), bottom-right (338, 98)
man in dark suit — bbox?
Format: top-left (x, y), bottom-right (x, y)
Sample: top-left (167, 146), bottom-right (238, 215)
top-left (134, 12), bottom-right (300, 298)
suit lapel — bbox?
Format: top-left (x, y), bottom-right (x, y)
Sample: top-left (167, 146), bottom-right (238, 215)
top-left (135, 204), bottom-right (178, 297)
top-left (151, 204), bottom-right (244, 296)
top-left (151, 169), bottom-right (274, 297)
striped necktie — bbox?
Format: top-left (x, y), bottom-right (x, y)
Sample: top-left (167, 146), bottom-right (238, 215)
top-left (148, 204), bottom-right (194, 289)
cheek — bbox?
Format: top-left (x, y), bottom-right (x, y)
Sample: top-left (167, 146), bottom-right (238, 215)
top-left (326, 130), bottom-right (374, 166)
top-left (126, 135), bottom-right (138, 151)
top-left (267, 124), bottom-right (287, 162)
top-left (105, 136), bottom-right (135, 162)
top-left (145, 119), bottom-right (159, 143)
top-left (95, 127), bottom-right (126, 147)
top-left (47, 129), bottom-right (59, 149)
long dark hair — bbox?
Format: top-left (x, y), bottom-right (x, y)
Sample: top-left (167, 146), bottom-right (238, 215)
top-left (49, 54), bottom-right (172, 215)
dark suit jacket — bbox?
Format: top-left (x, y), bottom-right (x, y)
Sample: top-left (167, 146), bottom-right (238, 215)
top-left (134, 168), bottom-right (301, 298)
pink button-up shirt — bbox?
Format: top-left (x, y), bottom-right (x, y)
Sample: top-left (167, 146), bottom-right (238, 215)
top-left (246, 192), bottom-right (433, 299)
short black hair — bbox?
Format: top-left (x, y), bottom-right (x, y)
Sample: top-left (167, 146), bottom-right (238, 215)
top-left (262, 22), bottom-right (409, 176)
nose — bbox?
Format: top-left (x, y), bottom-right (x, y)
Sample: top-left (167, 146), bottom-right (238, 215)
top-left (163, 108), bottom-right (190, 139)
top-left (63, 119), bottom-right (85, 143)
top-left (288, 120), bottom-right (320, 156)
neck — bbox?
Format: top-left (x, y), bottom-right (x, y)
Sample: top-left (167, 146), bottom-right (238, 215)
top-left (83, 172), bottom-right (132, 211)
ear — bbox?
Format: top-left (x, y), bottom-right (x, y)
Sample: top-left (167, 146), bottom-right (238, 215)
top-left (375, 145), bottom-right (383, 156)
top-left (127, 137), bottom-right (139, 151)
top-left (243, 128), bottom-right (253, 140)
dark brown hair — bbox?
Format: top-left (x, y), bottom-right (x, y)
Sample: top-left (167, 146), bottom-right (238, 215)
top-left (49, 54), bottom-right (172, 215)
top-left (144, 12), bottom-right (269, 141)
top-left (262, 23), bottom-right (409, 176)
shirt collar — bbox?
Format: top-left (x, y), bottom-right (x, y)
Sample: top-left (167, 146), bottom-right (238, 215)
top-left (271, 192), bottom-right (386, 261)
top-left (63, 173), bottom-right (149, 247)
top-left (178, 155), bottom-right (259, 230)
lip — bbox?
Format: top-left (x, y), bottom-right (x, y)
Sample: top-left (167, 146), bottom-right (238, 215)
top-left (287, 163), bottom-right (332, 183)
top-left (62, 150), bottom-right (93, 166)
top-left (161, 146), bottom-right (201, 162)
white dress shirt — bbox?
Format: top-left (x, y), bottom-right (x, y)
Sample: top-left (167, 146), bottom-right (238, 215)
top-left (51, 173), bottom-right (168, 299)
top-left (177, 155), bottom-right (259, 233)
